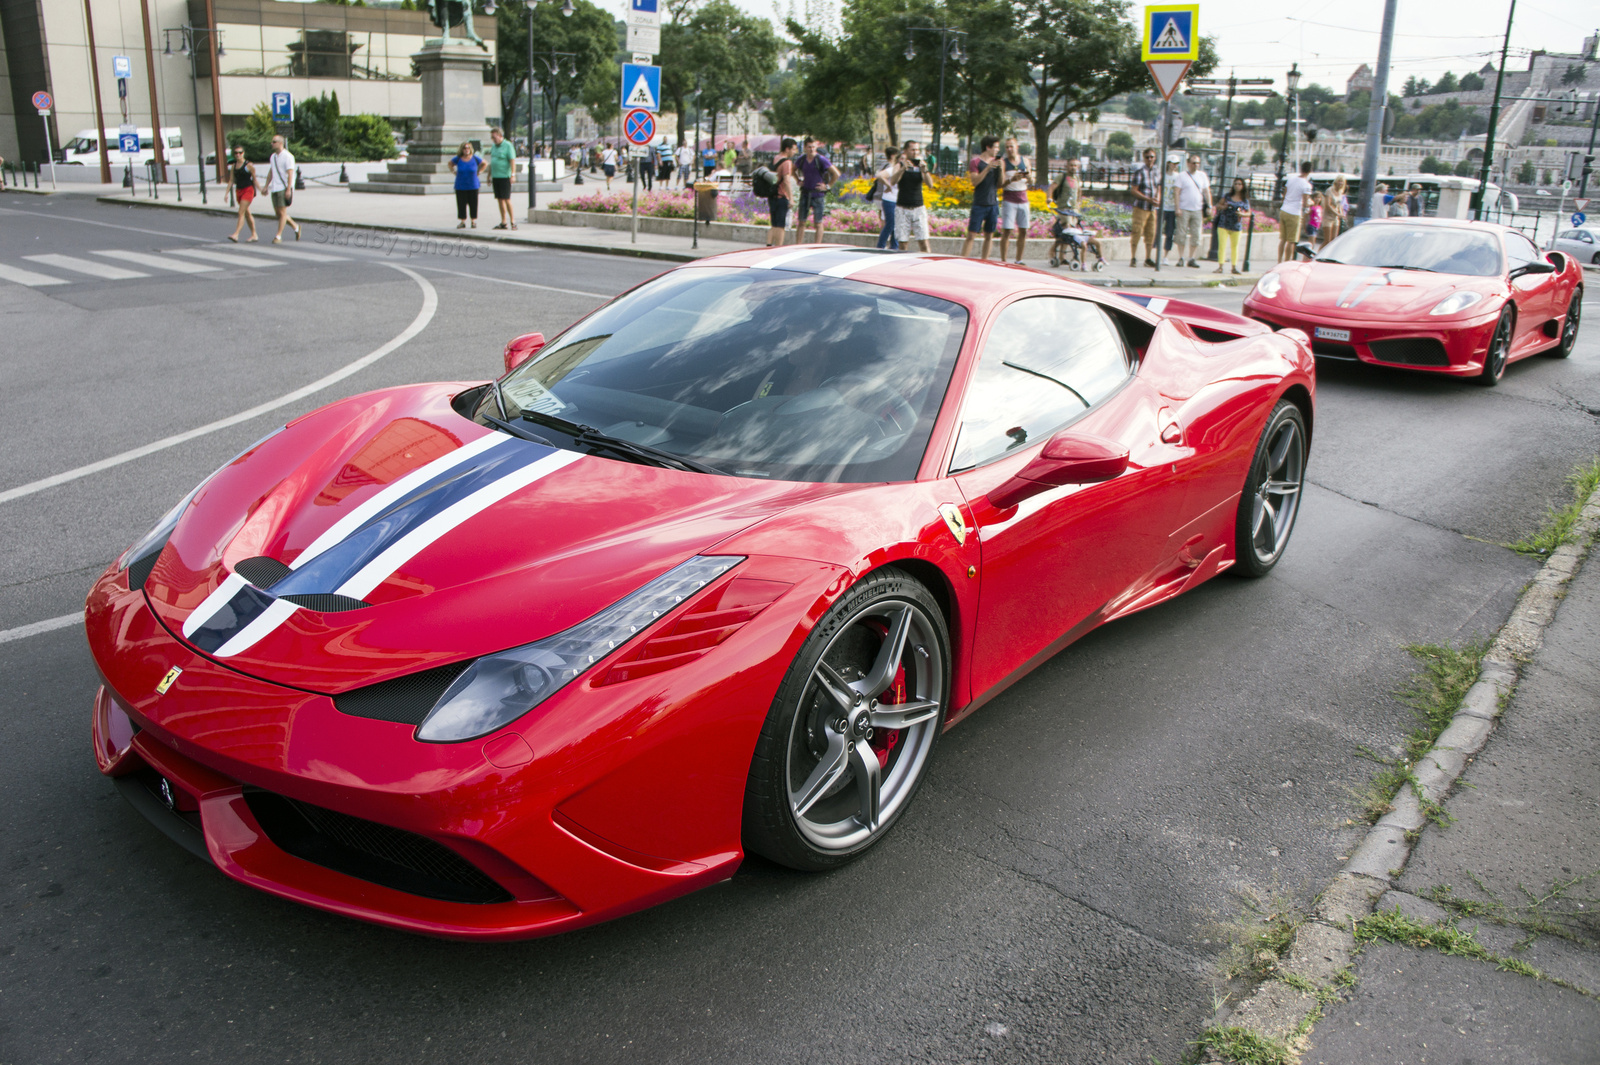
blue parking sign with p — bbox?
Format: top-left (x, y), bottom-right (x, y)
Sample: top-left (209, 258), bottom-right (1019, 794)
top-left (631, 0), bottom-right (657, 11)
top-left (119, 132), bottom-right (140, 154)
top-left (271, 91), bottom-right (293, 121)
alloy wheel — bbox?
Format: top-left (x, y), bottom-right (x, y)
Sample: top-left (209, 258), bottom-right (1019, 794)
top-left (1560, 292), bottom-right (1581, 356)
top-left (1249, 417), bottom-right (1304, 567)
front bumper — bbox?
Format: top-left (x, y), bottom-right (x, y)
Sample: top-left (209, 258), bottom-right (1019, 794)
top-left (87, 556), bottom-right (832, 939)
top-left (1243, 299), bottom-right (1500, 377)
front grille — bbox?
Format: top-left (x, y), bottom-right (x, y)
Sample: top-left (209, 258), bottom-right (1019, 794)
top-left (234, 556), bottom-right (292, 589)
top-left (1312, 340), bottom-right (1359, 360)
top-left (244, 789), bottom-right (512, 904)
top-left (333, 661), bottom-right (472, 726)
top-left (1369, 337), bottom-right (1450, 367)
top-left (279, 593), bottom-right (371, 612)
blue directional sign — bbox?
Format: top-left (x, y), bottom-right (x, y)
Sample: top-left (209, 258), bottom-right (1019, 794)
top-left (630, 0), bottom-right (657, 13)
top-left (119, 124), bottom-right (140, 155)
top-left (1574, 212), bottom-right (1587, 227)
top-left (112, 55), bottom-right (132, 79)
top-left (620, 63), bottom-right (660, 113)
top-left (270, 91), bottom-right (293, 121)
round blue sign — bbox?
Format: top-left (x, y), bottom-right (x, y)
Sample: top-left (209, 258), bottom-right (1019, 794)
top-left (624, 109), bottom-right (656, 146)
top-left (1573, 212), bottom-right (1587, 228)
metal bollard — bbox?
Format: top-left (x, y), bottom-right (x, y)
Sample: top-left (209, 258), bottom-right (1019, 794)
top-left (176, 171), bottom-right (183, 202)
top-left (1243, 206), bottom-right (1255, 273)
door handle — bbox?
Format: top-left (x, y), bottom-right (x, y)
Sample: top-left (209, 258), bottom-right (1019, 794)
top-left (1158, 408), bottom-right (1183, 444)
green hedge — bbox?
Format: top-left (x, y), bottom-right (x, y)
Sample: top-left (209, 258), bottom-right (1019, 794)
top-left (228, 94), bottom-right (397, 163)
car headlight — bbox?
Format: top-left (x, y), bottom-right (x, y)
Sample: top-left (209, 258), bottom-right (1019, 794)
top-left (118, 426), bottom-right (286, 578)
top-left (1428, 291), bottom-right (1484, 316)
top-left (1253, 272), bottom-right (1283, 299)
top-left (416, 555), bottom-right (744, 742)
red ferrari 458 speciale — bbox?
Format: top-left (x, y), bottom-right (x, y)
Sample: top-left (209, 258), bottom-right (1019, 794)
top-left (88, 246), bottom-right (1314, 939)
top-left (1243, 217), bottom-right (1583, 385)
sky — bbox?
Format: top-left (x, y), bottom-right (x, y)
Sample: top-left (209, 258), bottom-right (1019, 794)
top-left (593, 0), bottom-right (1598, 96)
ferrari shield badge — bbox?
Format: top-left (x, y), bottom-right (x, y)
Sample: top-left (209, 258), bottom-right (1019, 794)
top-left (155, 667), bottom-right (182, 695)
top-left (938, 503), bottom-right (968, 546)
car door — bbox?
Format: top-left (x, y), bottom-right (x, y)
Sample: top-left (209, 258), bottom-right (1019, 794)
top-left (949, 295), bottom-right (1180, 697)
top-left (1503, 230), bottom-right (1556, 352)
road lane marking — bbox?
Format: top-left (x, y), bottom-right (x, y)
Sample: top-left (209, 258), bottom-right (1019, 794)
top-left (94, 249), bottom-right (221, 274)
top-left (228, 244), bottom-right (348, 263)
top-left (408, 264), bottom-right (611, 298)
top-left (166, 247), bottom-right (284, 268)
top-left (0, 612), bottom-right (83, 646)
top-left (0, 206), bottom-right (211, 242)
top-left (0, 264), bottom-right (438, 506)
top-left (23, 254), bottom-right (148, 280)
top-left (0, 262), bottom-right (69, 287)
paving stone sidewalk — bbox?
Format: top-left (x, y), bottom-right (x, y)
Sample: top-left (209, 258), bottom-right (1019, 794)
top-left (1304, 537), bottom-right (1600, 1064)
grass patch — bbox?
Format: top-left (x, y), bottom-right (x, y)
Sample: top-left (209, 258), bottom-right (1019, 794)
top-left (1423, 870), bottom-right (1600, 948)
top-left (1194, 1026), bottom-right (1293, 1065)
top-left (1355, 907), bottom-right (1596, 996)
top-left (1216, 892), bottom-right (1307, 981)
top-left (1354, 642), bottom-right (1485, 823)
top-left (1508, 456), bottom-right (1600, 557)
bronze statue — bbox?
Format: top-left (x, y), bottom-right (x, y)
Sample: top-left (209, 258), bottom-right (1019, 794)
top-left (427, 0), bottom-right (487, 49)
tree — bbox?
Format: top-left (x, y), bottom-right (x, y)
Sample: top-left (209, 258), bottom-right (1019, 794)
top-left (1459, 71), bottom-right (1484, 91)
top-left (1563, 63), bottom-right (1587, 85)
top-left (1401, 76), bottom-right (1421, 97)
top-left (779, 0), bottom-right (929, 149)
top-left (1419, 154), bottom-right (1447, 174)
top-left (952, 0), bottom-right (1216, 185)
top-left (689, 1), bottom-right (781, 145)
top-left (1125, 93), bottom-right (1157, 122)
top-left (496, 0), bottom-right (618, 155)
top-left (1433, 71), bottom-right (1458, 94)
top-left (1453, 159), bottom-right (1475, 177)
top-left (1249, 147), bottom-right (1267, 166)
top-left (1104, 130), bottom-right (1133, 161)
top-left (1517, 159), bottom-right (1536, 183)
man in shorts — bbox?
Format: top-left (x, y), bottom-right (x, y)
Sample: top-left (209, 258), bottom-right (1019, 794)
top-left (766, 138), bottom-right (798, 248)
top-left (1278, 160), bottom-right (1313, 262)
top-left (266, 134), bottom-right (300, 243)
top-left (891, 140), bottom-right (934, 252)
top-left (998, 136), bottom-right (1032, 264)
top-left (795, 138), bottom-right (840, 244)
top-left (961, 135), bottom-right (1003, 259)
top-left (1128, 148), bottom-right (1159, 268)
top-left (1173, 153), bottom-right (1212, 267)
top-left (487, 127), bottom-right (517, 230)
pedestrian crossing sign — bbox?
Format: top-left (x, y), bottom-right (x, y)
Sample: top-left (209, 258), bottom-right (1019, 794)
top-left (1142, 5), bottom-right (1199, 62)
top-left (620, 63), bottom-right (660, 113)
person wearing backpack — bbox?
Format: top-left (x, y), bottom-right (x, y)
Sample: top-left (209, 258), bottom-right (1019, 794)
top-left (874, 147), bottom-right (901, 250)
top-left (763, 138), bottom-right (798, 248)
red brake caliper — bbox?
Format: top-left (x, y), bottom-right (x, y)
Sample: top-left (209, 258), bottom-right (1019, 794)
top-left (863, 619), bottom-right (905, 770)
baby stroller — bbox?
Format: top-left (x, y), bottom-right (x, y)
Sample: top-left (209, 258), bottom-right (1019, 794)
top-left (1048, 209), bottom-right (1106, 271)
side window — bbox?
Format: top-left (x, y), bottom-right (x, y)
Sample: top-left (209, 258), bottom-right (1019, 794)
top-left (167, 132), bottom-right (183, 149)
top-left (951, 297), bottom-right (1130, 471)
top-left (1504, 232), bottom-right (1540, 271)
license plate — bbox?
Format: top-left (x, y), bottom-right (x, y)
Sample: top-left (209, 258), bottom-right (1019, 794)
top-left (1315, 326), bottom-right (1351, 342)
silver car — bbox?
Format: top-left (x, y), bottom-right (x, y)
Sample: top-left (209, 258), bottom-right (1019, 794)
top-left (1552, 225), bottom-right (1600, 265)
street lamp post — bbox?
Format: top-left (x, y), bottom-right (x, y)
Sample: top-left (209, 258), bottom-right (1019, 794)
top-left (1273, 62), bottom-right (1301, 205)
top-left (162, 25), bottom-right (225, 204)
top-left (1189, 74), bottom-right (1275, 260)
top-left (906, 27), bottom-right (967, 173)
top-left (509, 0), bottom-right (574, 215)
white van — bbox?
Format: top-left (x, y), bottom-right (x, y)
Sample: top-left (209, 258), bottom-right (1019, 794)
top-left (59, 127), bottom-right (186, 167)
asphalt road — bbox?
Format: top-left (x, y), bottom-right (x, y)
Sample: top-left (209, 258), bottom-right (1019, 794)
top-left (3, 196), bottom-right (1598, 1065)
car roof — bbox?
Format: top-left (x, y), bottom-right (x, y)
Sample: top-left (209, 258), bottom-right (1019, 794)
top-left (1353, 217), bottom-right (1519, 238)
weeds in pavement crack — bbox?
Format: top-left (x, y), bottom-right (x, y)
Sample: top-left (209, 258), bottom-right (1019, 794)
top-left (1355, 907), bottom-right (1597, 997)
top-left (1192, 1025), bottom-right (1293, 1065)
top-left (1215, 890), bottom-right (1307, 981)
top-left (1507, 456), bottom-right (1600, 557)
top-left (1423, 871), bottom-right (1600, 947)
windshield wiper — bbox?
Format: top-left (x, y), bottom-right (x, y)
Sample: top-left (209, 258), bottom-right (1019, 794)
top-left (1375, 263), bottom-right (1436, 273)
top-left (483, 413), bottom-right (553, 446)
top-left (520, 409), bottom-right (725, 475)
top-left (1313, 255), bottom-right (1343, 263)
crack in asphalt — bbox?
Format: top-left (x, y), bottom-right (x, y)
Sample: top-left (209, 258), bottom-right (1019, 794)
top-left (1305, 478), bottom-right (1487, 540)
top-left (0, 563), bottom-right (105, 593)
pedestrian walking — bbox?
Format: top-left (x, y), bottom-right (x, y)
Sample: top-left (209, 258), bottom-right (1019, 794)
top-left (1160, 158), bottom-right (1180, 264)
top-left (641, 142), bottom-right (657, 191)
top-left (764, 137), bottom-right (798, 248)
top-left (1214, 177), bottom-right (1249, 275)
top-left (487, 127), bottom-right (517, 230)
top-left (891, 140), bottom-right (935, 253)
top-left (567, 143), bottom-right (582, 181)
top-left (1174, 154), bottom-right (1212, 267)
top-left (600, 142), bottom-right (618, 189)
top-left (701, 144), bottom-right (716, 178)
top-left (1387, 190), bottom-right (1410, 218)
top-left (997, 137), bottom-right (1032, 264)
top-left (1304, 193), bottom-right (1324, 250)
top-left (226, 144), bottom-right (260, 243)
top-left (795, 137), bottom-right (840, 244)
top-left (874, 146), bottom-right (901, 250)
top-left (1322, 175), bottom-right (1349, 247)
top-left (1407, 183), bottom-right (1424, 216)
top-left (1128, 148), bottom-right (1159, 268)
top-left (961, 135), bottom-right (1004, 260)
top-left (266, 134), bottom-right (300, 244)
top-left (449, 140), bottom-right (487, 228)
top-left (677, 142), bottom-right (696, 188)
top-left (1278, 160), bottom-right (1313, 262)
top-left (657, 144), bottom-right (674, 187)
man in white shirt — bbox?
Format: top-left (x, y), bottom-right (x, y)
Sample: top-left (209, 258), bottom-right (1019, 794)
top-left (267, 134), bottom-right (300, 243)
top-left (1174, 154), bottom-right (1213, 267)
top-left (677, 143), bottom-right (696, 188)
top-left (1279, 160), bottom-right (1314, 262)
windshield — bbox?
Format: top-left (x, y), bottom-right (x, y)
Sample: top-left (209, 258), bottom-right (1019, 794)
top-left (1317, 224), bottom-right (1502, 277)
top-left (477, 267), bottom-right (968, 483)
top-left (64, 137), bottom-right (96, 153)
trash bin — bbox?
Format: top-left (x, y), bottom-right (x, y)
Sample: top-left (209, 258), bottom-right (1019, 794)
top-left (694, 181), bottom-right (719, 222)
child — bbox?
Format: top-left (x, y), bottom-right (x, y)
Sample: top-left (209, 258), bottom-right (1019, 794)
top-left (1305, 192), bottom-right (1324, 249)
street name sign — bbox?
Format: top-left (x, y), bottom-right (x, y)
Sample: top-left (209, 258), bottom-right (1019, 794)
top-left (1142, 4), bottom-right (1198, 101)
top-left (627, 0), bottom-right (658, 28)
top-left (620, 63), bottom-right (660, 112)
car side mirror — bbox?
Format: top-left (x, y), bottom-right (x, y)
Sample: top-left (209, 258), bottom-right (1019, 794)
top-left (986, 430), bottom-right (1130, 511)
top-left (503, 332), bottom-right (546, 373)
top-left (1512, 261), bottom-right (1556, 278)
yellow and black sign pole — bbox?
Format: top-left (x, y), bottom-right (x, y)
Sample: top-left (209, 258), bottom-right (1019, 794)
top-left (1142, 5), bottom-right (1198, 273)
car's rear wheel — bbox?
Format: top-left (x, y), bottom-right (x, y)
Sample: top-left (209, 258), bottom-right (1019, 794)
top-left (1549, 288), bottom-right (1580, 358)
top-left (743, 568), bottom-right (949, 871)
top-left (1476, 307), bottom-right (1514, 385)
top-left (1232, 399), bottom-right (1307, 579)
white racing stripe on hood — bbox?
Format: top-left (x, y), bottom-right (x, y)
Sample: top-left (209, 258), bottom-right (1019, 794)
top-left (209, 447), bottom-right (585, 658)
top-left (183, 572), bottom-right (250, 638)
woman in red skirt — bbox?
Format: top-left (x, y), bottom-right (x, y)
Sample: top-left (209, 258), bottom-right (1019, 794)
top-left (227, 144), bottom-right (260, 243)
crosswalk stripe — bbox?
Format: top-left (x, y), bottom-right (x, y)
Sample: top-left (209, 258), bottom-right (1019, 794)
top-left (23, 254), bottom-right (148, 280)
top-left (94, 249), bottom-right (221, 274)
top-left (219, 244), bottom-right (348, 263)
top-left (0, 263), bottom-right (69, 287)
top-left (165, 248), bottom-right (285, 268)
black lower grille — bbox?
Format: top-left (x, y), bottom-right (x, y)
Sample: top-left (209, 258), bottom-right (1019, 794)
top-left (333, 662), bottom-right (472, 726)
top-left (126, 545), bottom-right (164, 590)
top-left (244, 790), bottom-right (512, 904)
top-left (1369, 337), bottom-right (1450, 367)
top-left (1312, 340), bottom-right (1359, 360)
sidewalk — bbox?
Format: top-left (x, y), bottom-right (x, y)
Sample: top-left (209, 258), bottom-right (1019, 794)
top-left (17, 179), bottom-right (1265, 288)
top-left (1304, 527), bottom-right (1600, 1062)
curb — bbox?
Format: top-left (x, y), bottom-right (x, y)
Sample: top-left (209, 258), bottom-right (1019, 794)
top-left (93, 196), bottom-right (704, 263)
top-left (1204, 482), bottom-right (1600, 1060)
top-left (1, 186), bottom-right (57, 196)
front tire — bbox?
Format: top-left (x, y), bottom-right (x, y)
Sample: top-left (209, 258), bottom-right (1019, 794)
top-left (1476, 307), bottom-right (1513, 385)
top-left (1548, 288), bottom-right (1580, 358)
top-left (1232, 399), bottom-right (1308, 579)
top-left (742, 568), bottom-right (949, 871)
